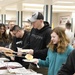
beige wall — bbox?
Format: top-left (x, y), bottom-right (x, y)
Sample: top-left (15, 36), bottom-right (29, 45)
top-left (52, 12), bottom-right (72, 28)
top-left (22, 11), bottom-right (32, 25)
top-left (0, 10), bottom-right (73, 31)
top-left (52, 13), bottom-right (59, 28)
top-left (0, 10), bottom-right (33, 25)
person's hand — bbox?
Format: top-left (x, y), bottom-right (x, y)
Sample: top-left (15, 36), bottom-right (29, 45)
top-left (17, 47), bottom-right (22, 56)
top-left (33, 58), bottom-right (39, 64)
top-left (33, 58), bottom-right (40, 68)
top-left (0, 47), bottom-right (14, 53)
top-left (10, 56), bottom-right (15, 61)
top-left (17, 50), bottom-right (22, 56)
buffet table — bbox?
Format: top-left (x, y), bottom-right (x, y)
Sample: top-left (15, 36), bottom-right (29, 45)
top-left (0, 57), bottom-right (43, 75)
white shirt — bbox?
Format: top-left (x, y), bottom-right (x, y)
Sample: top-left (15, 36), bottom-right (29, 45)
top-left (65, 29), bottom-right (74, 45)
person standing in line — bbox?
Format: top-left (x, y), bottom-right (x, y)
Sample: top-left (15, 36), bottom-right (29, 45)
top-left (32, 27), bottom-right (74, 75)
top-left (9, 25), bottom-right (30, 68)
top-left (7, 21), bottom-right (15, 43)
top-left (22, 12), bottom-right (51, 75)
top-left (0, 24), bottom-right (11, 47)
top-left (8, 21), bottom-right (15, 31)
top-left (23, 22), bottom-right (32, 32)
top-left (65, 22), bottom-right (74, 45)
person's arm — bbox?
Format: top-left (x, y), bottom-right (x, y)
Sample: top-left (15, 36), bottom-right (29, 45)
top-left (38, 50), bottom-right (50, 67)
top-left (33, 48), bottom-right (48, 60)
top-left (11, 37), bottom-right (17, 52)
top-left (57, 50), bottom-right (75, 75)
top-left (33, 50), bottom-right (50, 67)
top-left (0, 47), bottom-right (14, 52)
top-left (22, 32), bottom-right (30, 49)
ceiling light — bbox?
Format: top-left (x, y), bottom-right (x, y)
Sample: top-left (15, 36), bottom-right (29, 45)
top-left (23, 8), bottom-right (43, 12)
top-left (6, 8), bottom-right (17, 10)
top-left (53, 5), bottom-right (75, 8)
top-left (55, 1), bottom-right (74, 4)
top-left (53, 9), bottom-right (74, 12)
top-left (23, 3), bottom-right (44, 7)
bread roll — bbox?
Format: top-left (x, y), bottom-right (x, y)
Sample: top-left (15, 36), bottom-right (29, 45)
top-left (25, 54), bottom-right (33, 60)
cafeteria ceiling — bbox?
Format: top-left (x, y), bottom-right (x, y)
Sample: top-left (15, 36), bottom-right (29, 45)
top-left (0, 0), bottom-right (75, 12)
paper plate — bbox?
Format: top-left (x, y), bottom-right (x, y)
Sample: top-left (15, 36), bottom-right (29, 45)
top-left (20, 49), bottom-right (30, 52)
top-left (23, 59), bottom-right (36, 62)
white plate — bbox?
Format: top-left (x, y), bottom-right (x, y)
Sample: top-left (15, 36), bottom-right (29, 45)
top-left (20, 49), bottom-right (30, 52)
top-left (0, 58), bottom-right (9, 61)
top-left (17, 47), bottom-right (30, 53)
top-left (23, 59), bottom-right (36, 62)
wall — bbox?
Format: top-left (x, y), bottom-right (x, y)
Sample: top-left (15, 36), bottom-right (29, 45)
top-left (6, 10), bottom-right (17, 24)
top-left (0, 10), bottom-right (33, 25)
top-left (52, 12), bottom-right (72, 28)
top-left (22, 11), bottom-right (32, 25)
top-left (52, 13), bottom-right (59, 28)
top-left (72, 12), bottom-right (75, 33)
top-left (58, 12), bottom-right (72, 28)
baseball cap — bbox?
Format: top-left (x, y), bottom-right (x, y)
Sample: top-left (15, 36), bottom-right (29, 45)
top-left (28, 12), bottom-right (44, 22)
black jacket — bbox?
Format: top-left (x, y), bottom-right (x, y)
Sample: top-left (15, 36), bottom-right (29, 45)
top-left (57, 49), bottom-right (75, 75)
top-left (23, 24), bottom-right (51, 60)
top-left (11, 31), bottom-right (29, 51)
top-left (10, 30), bottom-right (29, 68)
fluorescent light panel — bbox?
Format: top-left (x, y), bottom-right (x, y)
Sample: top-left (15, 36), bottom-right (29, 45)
top-left (23, 3), bottom-right (44, 7)
top-left (6, 8), bottom-right (17, 10)
top-left (53, 9), bottom-right (75, 12)
top-left (53, 5), bottom-right (75, 8)
top-left (23, 8), bottom-right (43, 12)
top-left (55, 1), bottom-right (74, 4)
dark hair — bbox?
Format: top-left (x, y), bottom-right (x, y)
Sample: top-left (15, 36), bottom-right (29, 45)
top-left (10, 25), bottom-right (22, 31)
top-left (37, 12), bottom-right (44, 20)
top-left (0, 23), bottom-right (5, 28)
top-left (65, 22), bottom-right (71, 29)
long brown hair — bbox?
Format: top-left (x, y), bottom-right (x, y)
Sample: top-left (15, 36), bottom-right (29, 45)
top-left (0, 24), bottom-right (9, 43)
top-left (48, 27), bottom-right (70, 53)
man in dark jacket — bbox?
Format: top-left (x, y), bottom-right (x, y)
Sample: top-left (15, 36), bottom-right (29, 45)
top-left (23, 12), bottom-right (51, 75)
top-left (10, 25), bottom-right (29, 68)
top-left (57, 49), bottom-right (75, 75)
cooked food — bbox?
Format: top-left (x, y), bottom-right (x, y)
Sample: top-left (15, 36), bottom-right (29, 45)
top-left (25, 54), bottom-right (33, 60)
top-left (4, 52), bottom-right (14, 57)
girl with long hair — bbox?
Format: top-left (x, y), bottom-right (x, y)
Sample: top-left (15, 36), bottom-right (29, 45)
top-left (0, 23), bottom-right (10, 47)
top-left (33, 27), bottom-right (74, 75)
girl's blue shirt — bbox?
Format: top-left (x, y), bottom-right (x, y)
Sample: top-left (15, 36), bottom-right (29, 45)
top-left (38, 45), bottom-right (74, 75)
